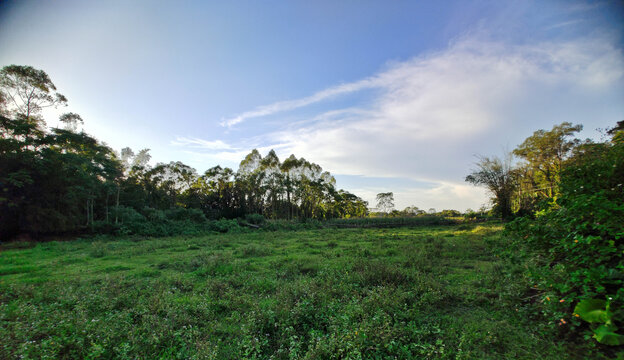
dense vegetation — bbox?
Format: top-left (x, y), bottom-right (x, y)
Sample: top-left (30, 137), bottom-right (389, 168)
top-left (2, 63), bottom-right (622, 358)
top-left (468, 121), bottom-right (624, 355)
top-left (0, 65), bottom-right (368, 240)
top-left (0, 224), bottom-right (600, 359)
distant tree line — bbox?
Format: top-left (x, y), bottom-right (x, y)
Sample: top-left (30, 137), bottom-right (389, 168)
top-left (0, 65), bottom-right (368, 239)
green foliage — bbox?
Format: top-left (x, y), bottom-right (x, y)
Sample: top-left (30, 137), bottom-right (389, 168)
top-left (325, 215), bottom-right (459, 228)
top-left (574, 299), bottom-right (624, 346)
top-left (575, 299), bottom-right (610, 323)
top-left (244, 213), bottom-right (266, 225)
top-left (504, 139), bottom-right (623, 355)
top-left (164, 207), bottom-right (207, 223)
top-left (0, 65), bottom-right (370, 239)
top-left (593, 325), bottom-right (624, 346)
top-left (0, 225), bottom-right (587, 359)
top-left (513, 122), bottom-right (583, 205)
top-left (465, 154), bottom-right (516, 219)
top-left (209, 219), bottom-right (242, 233)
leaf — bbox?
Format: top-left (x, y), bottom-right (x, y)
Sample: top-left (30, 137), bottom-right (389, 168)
top-left (574, 299), bottom-right (609, 323)
top-left (593, 325), bottom-right (624, 346)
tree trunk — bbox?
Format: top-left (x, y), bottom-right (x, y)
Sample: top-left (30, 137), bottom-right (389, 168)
top-left (115, 185), bottom-right (120, 224)
top-left (90, 198), bottom-right (94, 231)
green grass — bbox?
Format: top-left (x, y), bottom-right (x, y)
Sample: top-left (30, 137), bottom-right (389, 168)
top-left (0, 224), bottom-right (585, 359)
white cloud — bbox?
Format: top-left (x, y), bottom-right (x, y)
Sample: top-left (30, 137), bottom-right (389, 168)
top-left (352, 181), bottom-right (490, 213)
top-left (181, 34), bottom-right (624, 210)
top-left (171, 136), bottom-right (234, 150)
top-left (221, 78), bottom-right (382, 127)
top-left (272, 38), bottom-right (624, 181)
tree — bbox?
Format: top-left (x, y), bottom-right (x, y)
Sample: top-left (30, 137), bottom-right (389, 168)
top-left (402, 206), bottom-right (424, 216)
top-left (607, 120), bottom-right (624, 144)
top-left (465, 153), bottom-right (516, 219)
top-left (0, 65), bottom-right (67, 120)
top-left (375, 192), bottom-right (394, 214)
top-left (59, 112), bottom-right (83, 132)
top-left (513, 122), bottom-right (583, 199)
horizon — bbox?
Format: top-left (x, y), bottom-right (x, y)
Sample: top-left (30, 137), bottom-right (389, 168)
top-left (1, 0), bottom-right (622, 211)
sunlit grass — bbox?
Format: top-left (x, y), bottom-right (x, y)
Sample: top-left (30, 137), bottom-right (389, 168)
top-left (0, 224), bottom-right (582, 359)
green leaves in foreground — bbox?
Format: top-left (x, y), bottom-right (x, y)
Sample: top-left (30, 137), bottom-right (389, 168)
top-left (593, 325), bottom-right (624, 346)
top-left (575, 299), bottom-right (610, 323)
top-left (574, 298), bottom-right (624, 346)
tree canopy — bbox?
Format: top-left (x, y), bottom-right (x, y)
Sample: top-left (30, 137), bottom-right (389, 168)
top-left (0, 65), bottom-right (369, 239)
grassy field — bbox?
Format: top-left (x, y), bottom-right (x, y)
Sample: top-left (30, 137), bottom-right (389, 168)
top-left (0, 224), bottom-right (580, 359)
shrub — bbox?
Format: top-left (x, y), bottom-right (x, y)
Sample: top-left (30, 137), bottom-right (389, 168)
top-left (209, 219), bottom-right (242, 233)
top-left (110, 206), bottom-right (145, 223)
top-left (505, 141), bottom-right (623, 352)
top-left (141, 207), bottom-right (166, 222)
top-left (164, 207), bottom-right (207, 223)
top-left (244, 213), bottom-right (266, 226)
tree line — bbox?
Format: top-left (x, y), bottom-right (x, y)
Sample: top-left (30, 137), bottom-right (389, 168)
top-left (464, 121), bottom-right (622, 219)
top-left (0, 65), bottom-right (368, 239)
top-left (467, 119), bottom-right (623, 350)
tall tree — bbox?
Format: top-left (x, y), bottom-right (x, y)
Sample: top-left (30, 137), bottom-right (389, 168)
top-left (376, 192), bottom-right (395, 214)
top-left (513, 122), bottom-right (583, 199)
top-left (465, 154), bottom-right (516, 219)
top-left (0, 65), bottom-right (68, 120)
top-left (58, 112), bottom-right (83, 132)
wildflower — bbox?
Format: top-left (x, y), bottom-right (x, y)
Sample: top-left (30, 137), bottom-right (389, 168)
top-left (559, 319), bottom-right (567, 325)
top-left (559, 299), bottom-right (565, 303)
top-left (546, 297), bottom-right (550, 301)
top-left (574, 240), bottom-right (578, 243)
top-left (574, 314), bottom-right (580, 317)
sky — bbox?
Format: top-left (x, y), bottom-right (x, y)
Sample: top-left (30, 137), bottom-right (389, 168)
top-left (1, 0), bottom-right (623, 211)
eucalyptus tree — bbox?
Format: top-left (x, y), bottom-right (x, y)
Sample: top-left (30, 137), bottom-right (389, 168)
top-left (403, 206), bottom-right (425, 216)
top-left (46, 128), bottom-right (121, 230)
top-left (259, 150), bottom-right (283, 218)
top-left (199, 165), bottom-right (236, 218)
top-left (280, 154), bottom-right (303, 219)
top-left (375, 192), bottom-right (395, 214)
top-left (0, 65), bottom-right (68, 121)
top-left (0, 65), bottom-right (124, 236)
top-left (237, 149), bottom-right (265, 214)
top-left (58, 112), bottom-right (83, 132)
top-left (145, 161), bottom-right (198, 209)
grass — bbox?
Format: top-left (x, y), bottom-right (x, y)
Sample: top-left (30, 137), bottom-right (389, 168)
top-left (0, 223), bottom-right (586, 359)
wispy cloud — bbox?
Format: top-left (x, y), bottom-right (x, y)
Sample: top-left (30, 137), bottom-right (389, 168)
top-left (221, 77), bottom-right (382, 127)
top-left (171, 136), bottom-right (235, 150)
top-left (545, 19), bottom-right (585, 30)
top-left (180, 33), bottom-right (624, 210)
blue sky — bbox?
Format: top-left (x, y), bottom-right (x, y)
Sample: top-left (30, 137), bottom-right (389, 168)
top-left (1, 0), bottom-right (622, 211)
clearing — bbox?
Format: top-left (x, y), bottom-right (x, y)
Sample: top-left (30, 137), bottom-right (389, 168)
top-left (1, 224), bottom-right (577, 359)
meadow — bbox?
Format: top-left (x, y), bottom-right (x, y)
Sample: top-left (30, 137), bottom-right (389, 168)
top-left (1, 224), bottom-right (586, 359)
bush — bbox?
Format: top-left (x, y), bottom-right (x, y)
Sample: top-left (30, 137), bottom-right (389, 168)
top-left (504, 142), bottom-right (623, 352)
top-left (245, 213), bottom-right (266, 226)
top-left (141, 207), bottom-right (166, 222)
top-left (110, 206), bottom-right (145, 223)
top-left (209, 219), bottom-right (242, 233)
top-left (164, 207), bottom-right (207, 223)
